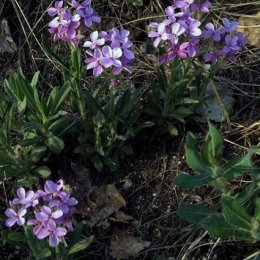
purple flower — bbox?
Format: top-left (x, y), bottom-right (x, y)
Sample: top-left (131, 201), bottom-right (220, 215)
top-left (202, 23), bottom-right (223, 42)
top-left (40, 179), bottom-right (63, 199)
top-left (47, 1), bottom-right (63, 17)
top-left (191, 1), bottom-right (212, 13)
top-left (113, 56), bottom-right (133, 75)
top-left (5, 208), bottom-right (27, 227)
top-left (223, 34), bottom-right (240, 53)
top-left (83, 31), bottom-right (105, 49)
top-left (85, 48), bottom-right (104, 77)
top-left (222, 18), bottom-right (238, 32)
top-left (72, 0), bottom-right (91, 8)
top-left (175, 0), bottom-right (194, 11)
top-left (187, 37), bottom-right (199, 57)
top-left (36, 219), bottom-right (67, 247)
top-left (184, 18), bottom-right (201, 36)
top-left (27, 219), bottom-right (44, 236)
top-left (236, 32), bottom-right (249, 47)
top-left (167, 42), bottom-right (189, 62)
top-left (165, 6), bottom-right (183, 22)
top-left (49, 191), bottom-right (78, 214)
top-left (148, 23), bottom-right (173, 48)
top-left (12, 187), bottom-right (39, 208)
top-left (35, 206), bottom-right (63, 223)
top-left (204, 50), bottom-right (223, 64)
top-left (77, 7), bottom-right (101, 27)
top-left (171, 22), bottom-right (186, 43)
top-left (122, 40), bottom-right (134, 60)
top-left (111, 28), bottom-right (130, 45)
top-left (101, 46), bottom-right (122, 68)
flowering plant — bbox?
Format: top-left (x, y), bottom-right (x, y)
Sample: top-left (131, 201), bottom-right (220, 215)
top-left (47, 0), bottom-right (134, 77)
top-left (145, 0), bottom-right (248, 135)
top-left (4, 180), bottom-right (92, 259)
top-left (6, 180), bottom-right (77, 247)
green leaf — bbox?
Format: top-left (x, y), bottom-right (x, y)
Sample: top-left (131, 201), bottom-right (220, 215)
top-left (45, 133), bottom-right (64, 153)
top-left (175, 171), bottom-right (213, 188)
top-left (29, 146), bottom-right (47, 163)
top-left (200, 213), bottom-right (251, 238)
top-left (19, 137), bottom-right (41, 147)
top-left (171, 107), bottom-right (193, 122)
top-left (66, 236), bottom-right (94, 256)
top-left (168, 124), bottom-right (178, 136)
top-left (85, 90), bottom-right (106, 118)
top-left (8, 232), bottom-right (25, 242)
top-left (202, 122), bottom-right (224, 167)
top-left (177, 204), bottom-right (217, 224)
top-left (33, 166), bottom-right (51, 178)
top-left (47, 83), bottom-right (71, 116)
top-left (222, 196), bottom-right (252, 230)
top-left (185, 132), bottom-right (211, 175)
top-left (30, 71), bottom-right (40, 88)
top-left (93, 155), bottom-right (103, 172)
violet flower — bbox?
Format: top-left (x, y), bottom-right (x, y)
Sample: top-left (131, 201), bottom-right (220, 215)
top-left (12, 187), bottom-right (39, 208)
top-left (49, 191), bottom-right (78, 214)
top-left (167, 42), bottom-right (189, 62)
top-left (47, 1), bottom-right (63, 17)
top-left (83, 31), bottom-right (105, 49)
top-left (175, 0), bottom-right (194, 11)
top-left (113, 56), bottom-right (133, 75)
top-left (222, 18), bottom-right (238, 32)
top-left (187, 37), bottom-right (199, 57)
top-left (72, 0), bottom-right (91, 8)
top-left (85, 48), bottom-right (104, 77)
top-left (5, 208), bottom-right (27, 227)
top-left (111, 28), bottom-right (130, 44)
top-left (202, 23), bottom-right (223, 42)
top-left (223, 34), bottom-right (240, 53)
top-left (36, 219), bottom-right (67, 247)
top-left (148, 23), bottom-right (173, 48)
top-left (165, 6), bottom-right (183, 22)
top-left (77, 7), bottom-right (101, 27)
top-left (101, 46), bottom-right (123, 68)
top-left (35, 206), bottom-right (63, 223)
top-left (191, 1), bottom-right (212, 13)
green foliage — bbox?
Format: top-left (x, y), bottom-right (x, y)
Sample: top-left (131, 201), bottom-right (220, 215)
top-left (176, 122), bottom-right (260, 242)
top-left (1, 224), bottom-right (93, 260)
top-left (175, 122), bottom-right (260, 189)
top-left (75, 86), bottom-right (153, 171)
top-left (0, 69), bottom-right (73, 182)
top-left (145, 59), bottom-right (212, 136)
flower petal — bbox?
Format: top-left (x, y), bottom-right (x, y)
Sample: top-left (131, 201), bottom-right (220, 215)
top-left (17, 187), bottom-right (26, 199)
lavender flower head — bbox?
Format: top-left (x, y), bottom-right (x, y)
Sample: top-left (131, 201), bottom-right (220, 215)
top-left (5, 180), bottom-right (78, 247)
top-left (47, 0), bottom-right (101, 47)
top-left (148, 0), bottom-right (202, 63)
top-left (148, 0), bottom-right (248, 65)
top-left (83, 27), bottom-right (135, 77)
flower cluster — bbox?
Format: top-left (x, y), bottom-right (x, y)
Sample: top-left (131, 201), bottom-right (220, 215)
top-left (5, 180), bottom-right (78, 247)
top-left (148, 0), bottom-right (205, 64)
top-left (202, 18), bottom-right (249, 63)
top-left (148, 1), bottom-right (248, 64)
top-left (47, 0), bottom-right (101, 47)
top-left (83, 28), bottom-right (135, 77)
